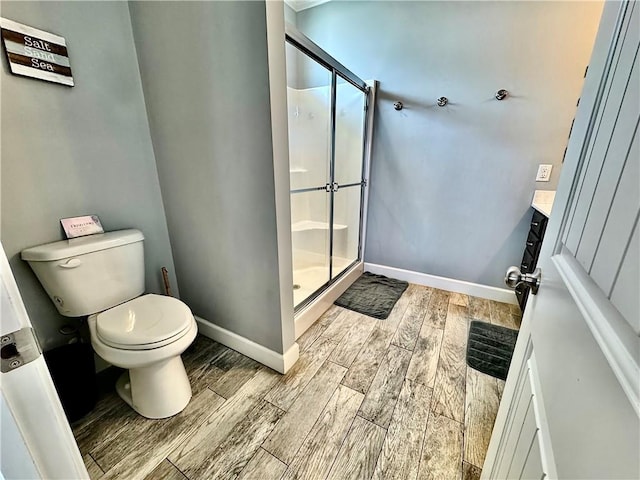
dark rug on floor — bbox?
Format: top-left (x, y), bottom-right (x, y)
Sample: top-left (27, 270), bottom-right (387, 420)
top-left (466, 320), bottom-right (519, 380)
top-left (334, 272), bottom-right (408, 320)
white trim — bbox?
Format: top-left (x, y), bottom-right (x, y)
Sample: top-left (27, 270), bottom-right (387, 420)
top-left (364, 262), bottom-right (518, 304)
top-left (194, 316), bottom-right (299, 374)
top-left (281, 341), bottom-right (300, 372)
top-left (553, 250), bottom-right (640, 416)
top-left (294, 261), bottom-right (364, 338)
top-left (482, 335), bottom-right (535, 479)
top-left (527, 353), bottom-right (558, 480)
top-left (264, 0), bottom-right (297, 350)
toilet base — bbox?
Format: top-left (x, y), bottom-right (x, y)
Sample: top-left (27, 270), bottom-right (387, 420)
top-left (115, 355), bottom-right (192, 419)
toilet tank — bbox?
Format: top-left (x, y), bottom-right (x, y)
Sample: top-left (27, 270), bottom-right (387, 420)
top-left (21, 229), bottom-right (145, 317)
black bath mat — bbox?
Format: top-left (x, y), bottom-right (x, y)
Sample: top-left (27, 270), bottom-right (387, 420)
top-left (466, 321), bottom-right (518, 380)
top-left (335, 272), bottom-right (408, 320)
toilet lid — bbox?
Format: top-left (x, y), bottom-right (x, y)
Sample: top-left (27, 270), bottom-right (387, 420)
top-left (96, 294), bottom-right (193, 348)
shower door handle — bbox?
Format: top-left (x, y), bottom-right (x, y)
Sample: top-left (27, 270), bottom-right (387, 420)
top-left (331, 182), bottom-right (339, 192)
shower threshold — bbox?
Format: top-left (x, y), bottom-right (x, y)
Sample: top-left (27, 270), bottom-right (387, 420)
top-left (293, 257), bottom-right (352, 308)
top-left (293, 260), bottom-right (364, 340)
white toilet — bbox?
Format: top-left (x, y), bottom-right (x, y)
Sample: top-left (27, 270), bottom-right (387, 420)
top-left (21, 229), bottom-right (197, 419)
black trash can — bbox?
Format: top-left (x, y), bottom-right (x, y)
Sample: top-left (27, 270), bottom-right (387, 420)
top-left (44, 342), bottom-right (98, 423)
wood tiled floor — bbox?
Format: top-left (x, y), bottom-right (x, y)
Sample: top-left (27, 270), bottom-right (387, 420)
top-left (74, 284), bottom-right (521, 480)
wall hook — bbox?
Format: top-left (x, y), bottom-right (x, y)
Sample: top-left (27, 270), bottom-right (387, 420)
top-left (393, 101), bottom-right (404, 111)
top-left (437, 97), bottom-right (448, 107)
top-left (495, 89), bottom-right (509, 101)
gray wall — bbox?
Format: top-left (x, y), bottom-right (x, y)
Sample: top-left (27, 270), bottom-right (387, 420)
top-left (0, 1), bottom-right (178, 351)
top-left (129, 1), bottom-right (287, 353)
top-left (298, 1), bottom-right (602, 288)
top-left (284, 2), bottom-right (297, 25)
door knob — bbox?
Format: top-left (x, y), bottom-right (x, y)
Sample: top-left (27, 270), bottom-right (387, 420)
top-left (505, 266), bottom-right (542, 295)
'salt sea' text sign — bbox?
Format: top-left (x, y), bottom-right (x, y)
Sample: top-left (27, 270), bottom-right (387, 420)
top-left (0, 17), bottom-right (73, 86)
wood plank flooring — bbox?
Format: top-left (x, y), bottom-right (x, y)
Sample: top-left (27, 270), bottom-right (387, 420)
top-left (73, 284), bottom-right (520, 480)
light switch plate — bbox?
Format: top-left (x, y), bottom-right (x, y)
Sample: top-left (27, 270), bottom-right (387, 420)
top-left (536, 164), bottom-right (553, 182)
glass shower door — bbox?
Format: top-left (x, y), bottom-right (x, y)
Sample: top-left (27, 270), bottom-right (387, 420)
top-left (332, 75), bottom-right (367, 278)
top-left (286, 27), bottom-right (370, 311)
top-left (286, 43), bottom-right (332, 308)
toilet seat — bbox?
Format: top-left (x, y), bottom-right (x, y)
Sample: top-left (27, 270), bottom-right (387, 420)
top-left (95, 294), bottom-right (194, 351)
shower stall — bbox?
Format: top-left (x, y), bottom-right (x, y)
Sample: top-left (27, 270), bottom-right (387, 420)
top-left (285, 25), bottom-right (375, 327)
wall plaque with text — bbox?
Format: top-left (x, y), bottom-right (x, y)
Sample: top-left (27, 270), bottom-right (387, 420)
top-left (0, 17), bottom-right (73, 86)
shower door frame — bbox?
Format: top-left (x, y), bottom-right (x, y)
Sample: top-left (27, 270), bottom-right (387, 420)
top-left (286, 25), bottom-right (374, 317)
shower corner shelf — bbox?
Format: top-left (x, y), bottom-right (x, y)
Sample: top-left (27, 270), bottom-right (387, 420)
top-left (289, 167), bottom-right (308, 173)
top-left (291, 220), bottom-right (347, 232)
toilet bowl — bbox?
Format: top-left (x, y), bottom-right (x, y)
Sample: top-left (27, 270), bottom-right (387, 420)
top-left (21, 229), bottom-right (198, 419)
top-left (88, 294), bottom-right (197, 419)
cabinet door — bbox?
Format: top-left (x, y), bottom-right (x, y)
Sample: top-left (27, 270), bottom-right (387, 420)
top-left (529, 210), bottom-right (548, 239)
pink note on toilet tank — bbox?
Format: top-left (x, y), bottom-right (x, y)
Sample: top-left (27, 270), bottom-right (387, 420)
top-left (60, 215), bottom-right (104, 239)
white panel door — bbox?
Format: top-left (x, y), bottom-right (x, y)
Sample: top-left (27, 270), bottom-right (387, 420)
top-left (0, 244), bottom-right (88, 479)
top-left (483, 2), bottom-right (640, 479)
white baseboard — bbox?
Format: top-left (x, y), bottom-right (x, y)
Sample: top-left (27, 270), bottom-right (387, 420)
top-left (294, 261), bottom-right (364, 339)
top-left (194, 316), bottom-right (300, 374)
top-left (364, 263), bottom-right (517, 305)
